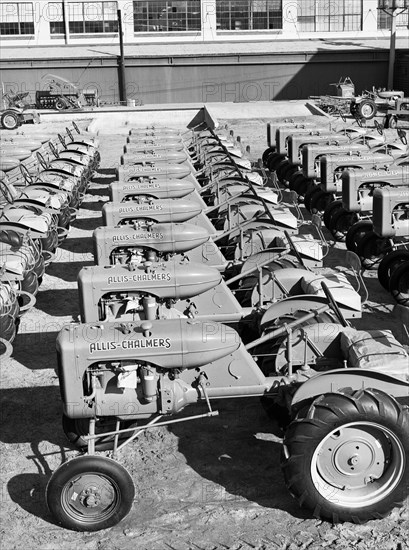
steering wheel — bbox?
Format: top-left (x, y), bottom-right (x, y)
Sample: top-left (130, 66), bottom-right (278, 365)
top-left (354, 114), bottom-right (363, 127)
top-left (72, 121), bottom-right (81, 134)
top-left (49, 141), bottom-right (60, 159)
top-left (398, 128), bottom-right (408, 145)
top-left (321, 281), bottom-right (349, 327)
top-left (66, 127), bottom-right (74, 142)
top-left (20, 163), bottom-right (33, 185)
top-left (58, 133), bottom-right (67, 148)
top-left (36, 151), bottom-right (49, 170)
top-left (0, 179), bottom-right (15, 204)
top-left (337, 109), bottom-right (346, 123)
top-left (374, 119), bottom-right (384, 135)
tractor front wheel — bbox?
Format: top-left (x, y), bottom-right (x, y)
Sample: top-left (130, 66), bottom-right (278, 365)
top-left (282, 389), bottom-right (409, 523)
top-left (46, 455), bottom-right (135, 531)
top-left (1, 110), bottom-right (20, 130)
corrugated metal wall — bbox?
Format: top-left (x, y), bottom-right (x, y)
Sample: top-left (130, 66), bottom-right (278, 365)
top-left (395, 52), bottom-right (409, 94)
top-left (0, 49), bottom-right (406, 104)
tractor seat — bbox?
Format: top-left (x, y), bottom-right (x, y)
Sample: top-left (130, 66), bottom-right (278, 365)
top-left (340, 328), bottom-right (409, 381)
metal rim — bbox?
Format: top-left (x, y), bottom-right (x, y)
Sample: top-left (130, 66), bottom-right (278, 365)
top-left (311, 421), bottom-right (405, 508)
top-left (60, 472), bottom-right (121, 525)
top-left (360, 102), bottom-right (375, 118)
top-left (2, 113), bottom-right (18, 129)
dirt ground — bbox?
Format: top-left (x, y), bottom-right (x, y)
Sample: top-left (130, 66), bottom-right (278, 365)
top-left (0, 112), bottom-right (408, 550)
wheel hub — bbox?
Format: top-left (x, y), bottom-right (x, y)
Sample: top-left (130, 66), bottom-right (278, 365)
top-left (79, 486), bottom-right (101, 508)
top-left (317, 427), bottom-right (386, 489)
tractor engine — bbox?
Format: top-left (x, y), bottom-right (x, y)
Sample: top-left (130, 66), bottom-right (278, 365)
top-left (78, 259), bottom-right (222, 322)
top-left (56, 318), bottom-right (242, 420)
top-left (92, 222), bottom-right (210, 266)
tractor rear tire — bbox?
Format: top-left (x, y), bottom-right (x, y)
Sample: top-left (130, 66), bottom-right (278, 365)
top-left (267, 153), bottom-right (286, 172)
top-left (328, 209), bottom-right (359, 242)
top-left (46, 455), bottom-right (135, 531)
top-left (323, 200), bottom-right (343, 230)
top-left (356, 231), bottom-right (388, 269)
top-left (377, 250), bottom-right (409, 290)
top-left (345, 220), bottom-right (373, 253)
top-left (355, 99), bottom-right (377, 121)
top-left (281, 388), bottom-right (409, 523)
top-left (262, 146), bottom-right (276, 167)
top-left (389, 260), bottom-right (409, 306)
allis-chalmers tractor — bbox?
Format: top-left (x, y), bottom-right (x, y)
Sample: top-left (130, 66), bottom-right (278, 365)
top-left (44, 122), bottom-right (409, 535)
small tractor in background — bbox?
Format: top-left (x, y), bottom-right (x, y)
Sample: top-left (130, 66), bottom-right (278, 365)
top-left (1, 90), bottom-right (40, 130)
top-left (35, 74), bottom-right (99, 111)
top-left (309, 77), bottom-right (406, 121)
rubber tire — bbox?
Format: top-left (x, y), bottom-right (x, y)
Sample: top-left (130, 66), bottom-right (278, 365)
top-left (389, 259), bottom-right (409, 306)
top-left (267, 153), bottom-right (286, 172)
top-left (275, 159), bottom-right (291, 182)
top-left (377, 250), bottom-right (409, 290)
top-left (46, 455), bottom-right (135, 531)
top-left (282, 388), bottom-right (409, 523)
top-left (323, 200), bottom-right (343, 230)
top-left (345, 220), bottom-right (373, 253)
top-left (1, 110), bottom-right (20, 130)
top-left (62, 415), bottom-right (136, 451)
top-left (389, 116), bottom-right (398, 130)
top-left (262, 146), bottom-right (276, 167)
top-left (328, 209), bottom-right (359, 242)
top-left (355, 99), bottom-right (377, 121)
top-left (356, 231), bottom-right (388, 270)
top-left (310, 190), bottom-right (334, 214)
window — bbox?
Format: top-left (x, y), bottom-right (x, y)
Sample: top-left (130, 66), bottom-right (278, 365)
top-left (216, 0), bottom-right (282, 30)
top-left (48, 1), bottom-right (118, 34)
top-left (378, 9), bottom-right (409, 29)
top-left (133, 1), bottom-right (201, 32)
top-left (298, 0), bottom-right (362, 32)
top-left (0, 3), bottom-right (34, 35)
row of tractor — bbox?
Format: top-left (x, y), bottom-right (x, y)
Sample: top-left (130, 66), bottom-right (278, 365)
top-left (0, 122), bottom-right (100, 357)
top-left (40, 121), bottom-right (409, 532)
top-left (263, 120), bottom-right (409, 307)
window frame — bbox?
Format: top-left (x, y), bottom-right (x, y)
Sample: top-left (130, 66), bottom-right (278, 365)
top-left (0, 2), bottom-right (35, 36)
top-left (133, 0), bottom-right (202, 33)
top-left (297, 0), bottom-right (363, 33)
top-left (47, 1), bottom-right (119, 35)
top-left (216, 0), bottom-right (283, 31)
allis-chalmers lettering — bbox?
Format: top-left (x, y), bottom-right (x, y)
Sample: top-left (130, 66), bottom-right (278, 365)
top-left (89, 337), bottom-right (171, 353)
top-left (107, 272), bottom-right (171, 284)
top-left (118, 204), bottom-right (164, 214)
top-left (362, 170), bottom-right (399, 179)
top-left (122, 183), bottom-right (161, 191)
top-left (112, 232), bottom-right (164, 242)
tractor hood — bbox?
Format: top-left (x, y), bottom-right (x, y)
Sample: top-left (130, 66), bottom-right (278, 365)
top-left (78, 260), bottom-right (222, 302)
top-left (57, 318), bottom-right (241, 371)
top-left (117, 163), bottom-right (192, 181)
top-left (121, 151), bottom-right (188, 164)
top-left (102, 198), bottom-right (202, 226)
top-left (124, 143), bottom-right (186, 154)
top-left (109, 179), bottom-right (195, 201)
top-left (93, 222), bottom-right (210, 263)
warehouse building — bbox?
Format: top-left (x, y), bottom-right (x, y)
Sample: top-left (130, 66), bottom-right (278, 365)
top-left (1, 0), bottom-right (408, 104)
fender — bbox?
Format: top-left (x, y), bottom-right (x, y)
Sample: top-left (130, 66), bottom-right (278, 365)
top-left (291, 368), bottom-right (409, 406)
